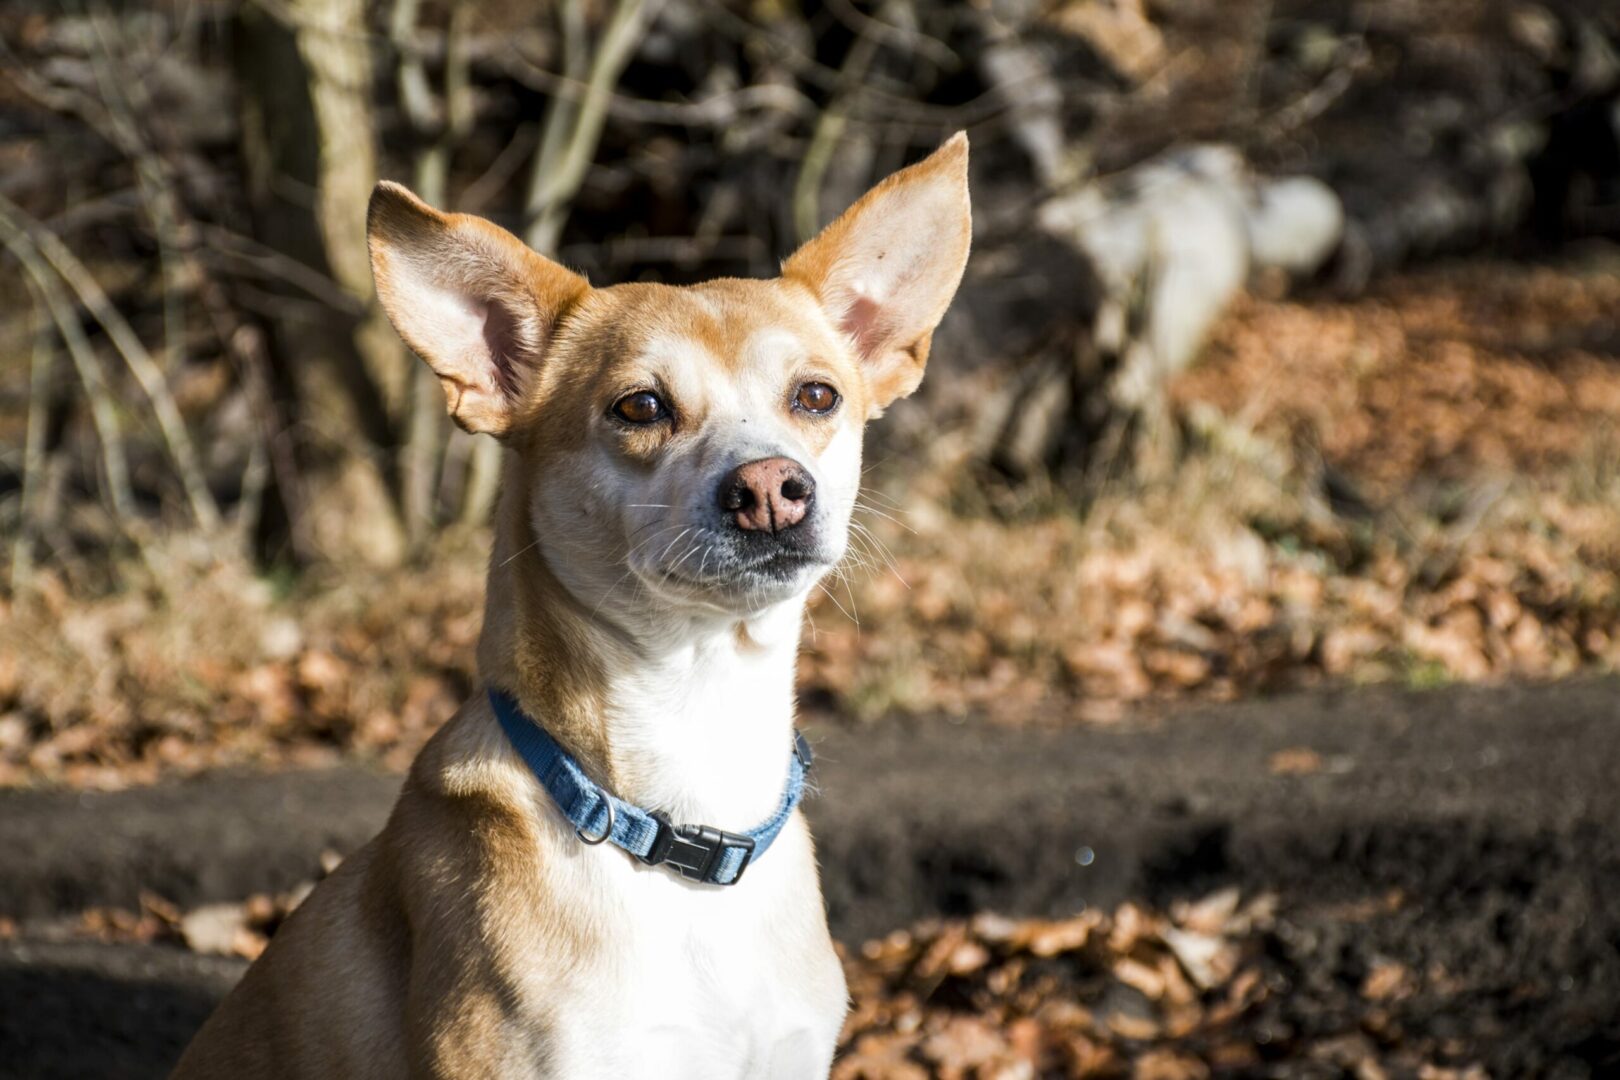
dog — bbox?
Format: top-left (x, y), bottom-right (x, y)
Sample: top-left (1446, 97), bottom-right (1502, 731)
top-left (173, 133), bottom-right (970, 1079)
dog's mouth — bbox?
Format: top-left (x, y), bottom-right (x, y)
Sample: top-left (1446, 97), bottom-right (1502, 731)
top-left (637, 531), bottom-right (836, 607)
top-left (662, 550), bottom-right (825, 588)
top-left (681, 549), bottom-right (820, 582)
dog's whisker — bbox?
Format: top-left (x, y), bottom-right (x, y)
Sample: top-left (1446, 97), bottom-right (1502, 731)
top-left (814, 580), bottom-right (858, 628)
top-left (844, 521), bottom-right (907, 587)
top-left (667, 537), bottom-right (705, 578)
top-left (850, 517), bottom-right (902, 560)
top-left (854, 536), bottom-right (904, 581)
top-left (592, 572), bottom-right (632, 614)
top-left (626, 518), bottom-right (671, 542)
top-left (627, 521), bottom-right (687, 551)
top-left (652, 526), bottom-right (695, 563)
top-left (588, 525), bottom-right (695, 619)
top-left (853, 501), bottom-right (915, 534)
top-left (499, 537), bottom-right (544, 568)
top-left (848, 484), bottom-right (908, 510)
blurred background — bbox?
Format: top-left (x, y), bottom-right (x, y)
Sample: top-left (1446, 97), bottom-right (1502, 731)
top-left (2, 1), bottom-right (1620, 1077)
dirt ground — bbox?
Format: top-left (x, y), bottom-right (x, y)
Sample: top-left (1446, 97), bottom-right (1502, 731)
top-left (2, 678), bottom-right (1617, 1078)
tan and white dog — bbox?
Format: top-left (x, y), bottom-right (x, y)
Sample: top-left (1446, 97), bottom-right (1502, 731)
top-left (173, 133), bottom-right (971, 1079)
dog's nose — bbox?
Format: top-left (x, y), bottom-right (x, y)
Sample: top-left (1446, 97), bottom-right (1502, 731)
top-left (719, 457), bottom-right (816, 534)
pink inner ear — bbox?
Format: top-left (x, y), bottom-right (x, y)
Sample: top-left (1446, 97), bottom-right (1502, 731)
top-left (479, 298), bottom-right (524, 397)
top-left (460, 296), bottom-right (521, 396)
top-left (841, 294), bottom-right (886, 358)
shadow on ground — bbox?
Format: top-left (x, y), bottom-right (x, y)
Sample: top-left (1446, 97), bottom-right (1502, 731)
top-left (0, 943), bottom-right (242, 1079)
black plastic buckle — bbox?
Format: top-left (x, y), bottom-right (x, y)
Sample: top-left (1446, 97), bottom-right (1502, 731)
top-left (793, 730), bottom-right (814, 771)
top-left (640, 812), bottom-right (756, 885)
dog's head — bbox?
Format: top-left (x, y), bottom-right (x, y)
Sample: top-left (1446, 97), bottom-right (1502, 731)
top-left (368, 135), bottom-right (970, 621)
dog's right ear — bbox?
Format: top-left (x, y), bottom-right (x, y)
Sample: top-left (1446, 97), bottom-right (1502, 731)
top-left (782, 133), bottom-right (971, 416)
top-left (367, 182), bottom-right (590, 436)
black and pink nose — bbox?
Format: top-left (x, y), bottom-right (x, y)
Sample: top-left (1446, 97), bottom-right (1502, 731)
top-left (719, 457), bottom-right (815, 534)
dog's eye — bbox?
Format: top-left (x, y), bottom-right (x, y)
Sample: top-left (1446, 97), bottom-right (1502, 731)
top-left (612, 391), bottom-right (668, 425)
top-left (794, 382), bottom-right (840, 415)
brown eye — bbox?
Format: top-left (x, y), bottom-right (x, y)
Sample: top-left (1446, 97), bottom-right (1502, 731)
top-left (794, 382), bottom-right (839, 415)
top-left (612, 391), bottom-right (667, 425)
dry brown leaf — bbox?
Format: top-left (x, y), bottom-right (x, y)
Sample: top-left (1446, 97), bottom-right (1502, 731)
top-left (919, 1016), bottom-right (1008, 1073)
top-left (1417, 1065), bottom-right (1489, 1080)
top-left (1133, 1048), bottom-right (1210, 1080)
top-left (1105, 1010), bottom-right (1160, 1041)
top-left (1268, 747), bottom-right (1325, 776)
top-left (1024, 913), bottom-right (1101, 958)
top-left (1114, 957), bottom-right (1168, 1001)
top-left (1109, 903), bottom-right (1157, 955)
top-left (1154, 953), bottom-right (1199, 1008)
top-left (180, 902), bottom-right (251, 957)
top-left (1362, 959), bottom-right (1415, 1002)
top-left (833, 1032), bottom-right (928, 1080)
top-left (1162, 927), bottom-right (1236, 991)
top-left (1174, 887), bottom-right (1242, 935)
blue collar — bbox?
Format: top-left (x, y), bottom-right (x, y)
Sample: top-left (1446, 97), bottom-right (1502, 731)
top-left (487, 689), bottom-right (813, 886)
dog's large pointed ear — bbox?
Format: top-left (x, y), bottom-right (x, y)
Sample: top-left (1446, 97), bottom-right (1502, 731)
top-left (367, 182), bottom-right (590, 436)
top-left (782, 133), bottom-right (971, 415)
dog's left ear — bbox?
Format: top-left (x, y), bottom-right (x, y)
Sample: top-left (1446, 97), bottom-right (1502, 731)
top-left (368, 181), bottom-right (590, 437)
top-left (783, 133), bottom-right (971, 414)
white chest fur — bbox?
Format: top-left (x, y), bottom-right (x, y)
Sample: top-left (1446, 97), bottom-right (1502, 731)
top-left (604, 601), bottom-right (812, 827)
top-left (535, 820), bottom-right (846, 1079)
top-left (507, 601), bottom-right (848, 1077)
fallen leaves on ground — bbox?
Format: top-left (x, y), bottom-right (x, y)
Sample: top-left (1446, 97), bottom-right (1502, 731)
top-left (48, 885), bottom-right (311, 961)
top-left (0, 537), bottom-right (484, 788)
top-left (833, 890), bottom-right (1488, 1078)
top-left (29, 886), bottom-right (1493, 1078)
top-left (1176, 263), bottom-right (1620, 501)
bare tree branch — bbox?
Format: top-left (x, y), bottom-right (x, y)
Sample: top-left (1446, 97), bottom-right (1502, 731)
top-left (0, 210), bottom-right (135, 523)
top-left (11, 293), bottom-right (56, 589)
top-left (0, 191), bottom-right (221, 530)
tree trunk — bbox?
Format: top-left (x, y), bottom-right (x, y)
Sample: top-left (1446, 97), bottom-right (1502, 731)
top-left (235, 0), bottom-right (406, 566)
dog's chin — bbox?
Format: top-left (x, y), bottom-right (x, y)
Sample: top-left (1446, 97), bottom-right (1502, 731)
top-left (637, 550), bottom-right (831, 614)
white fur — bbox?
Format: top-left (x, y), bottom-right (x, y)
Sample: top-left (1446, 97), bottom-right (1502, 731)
top-left (496, 642), bottom-right (842, 1079)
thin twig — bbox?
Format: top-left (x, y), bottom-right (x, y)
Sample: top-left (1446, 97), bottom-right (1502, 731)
top-left (0, 190), bottom-right (220, 529)
top-left (793, 4), bottom-right (884, 243)
top-left (458, 123), bottom-right (540, 213)
top-left (12, 290), bottom-right (55, 590)
top-left (500, 48), bottom-right (816, 128)
top-left (194, 223), bottom-right (366, 315)
top-left (0, 208), bottom-right (135, 522)
top-left (89, 22), bottom-right (188, 448)
top-left (524, 0), bottom-right (658, 251)
top-left (825, 0), bottom-right (958, 70)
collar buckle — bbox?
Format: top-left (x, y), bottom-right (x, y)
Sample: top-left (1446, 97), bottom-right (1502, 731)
top-left (641, 812), bottom-right (757, 885)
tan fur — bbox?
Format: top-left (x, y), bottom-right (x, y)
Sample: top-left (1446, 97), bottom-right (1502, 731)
top-left (173, 135), bottom-right (971, 1079)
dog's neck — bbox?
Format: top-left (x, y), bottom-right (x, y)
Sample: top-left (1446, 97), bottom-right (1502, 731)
top-left (477, 476), bottom-right (805, 828)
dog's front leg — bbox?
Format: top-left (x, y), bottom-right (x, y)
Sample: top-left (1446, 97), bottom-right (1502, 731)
top-left (403, 951), bottom-right (555, 1078)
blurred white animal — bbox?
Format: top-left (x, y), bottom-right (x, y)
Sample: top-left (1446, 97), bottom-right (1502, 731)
top-left (1038, 145), bottom-right (1343, 405)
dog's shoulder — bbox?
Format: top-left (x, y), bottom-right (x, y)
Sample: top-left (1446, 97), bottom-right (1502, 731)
top-left (384, 702), bottom-right (598, 955)
top-left (380, 704), bottom-right (605, 1029)
top-left (387, 704), bottom-right (548, 885)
